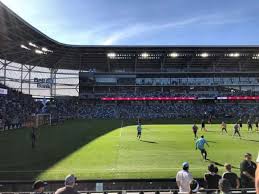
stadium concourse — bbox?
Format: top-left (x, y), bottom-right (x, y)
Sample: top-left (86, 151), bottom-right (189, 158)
top-left (1, 1), bottom-right (259, 193)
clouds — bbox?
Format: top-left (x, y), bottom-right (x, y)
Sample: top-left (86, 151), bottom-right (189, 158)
top-left (101, 12), bottom-right (248, 45)
top-left (1, 0), bottom-right (258, 45)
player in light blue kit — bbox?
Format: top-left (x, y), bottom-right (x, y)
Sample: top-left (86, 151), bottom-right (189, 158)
top-left (137, 124), bottom-right (142, 139)
top-left (195, 135), bottom-right (209, 160)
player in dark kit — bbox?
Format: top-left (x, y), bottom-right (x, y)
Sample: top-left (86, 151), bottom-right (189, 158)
top-left (233, 123), bottom-right (241, 138)
top-left (247, 119), bottom-right (253, 132)
top-left (192, 124), bottom-right (198, 139)
top-left (255, 118), bottom-right (259, 132)
top-left (137, 118), bottom-right (141, 125)
top-left (137, 124), bottom-right (142, 139)
top-left (221, 121), bottom-right (228, 134)
top-left (238, 118), bottom-right (243, 130)
top-left (31, 127), bottom-right (36, 148)
top-left (201, 119), bottom-right (207, 131)
top-left (208, 115), bottom-right (212, 124)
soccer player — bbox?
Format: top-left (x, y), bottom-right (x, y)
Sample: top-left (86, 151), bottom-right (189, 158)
top-left (201, 119), bottom-right (207, 131)
top-left (192, 124), bottom-right (198, 139)
top-left (31, 127), bottom-right (36, 149)
top-left (238, 118), bottom-right (243, 130)
top-left (137, 117), bottom-right (142, 125)
top-left (195, 135), bottom-right (209, 160)
top-left (233, 123), bottom-right (241, 138)
top-left (255, 118), bottom-right (259, 132)
top-left (208, 115), bottom-right (212, 125)
top-left (137, 124), bottom-right (142, 139)
top-left (221, 121), bottom-right (228, 134)
top-left (247, 119), bottom-right (253, 132)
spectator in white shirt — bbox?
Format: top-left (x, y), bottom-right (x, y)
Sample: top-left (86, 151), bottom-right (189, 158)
top-left (256, 153), bottom-right (259, 194)
top-left (176, 162), bottom-right (193, 193)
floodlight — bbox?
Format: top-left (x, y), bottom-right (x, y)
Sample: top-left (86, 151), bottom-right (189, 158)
top-left (35, 49), bottom-right (44, 54)
top-left (169, 52), bottom-right (179, 58)
top-left (233, 53), bottom-right (240, 57)
top-left (42, 47), bottom-right (49, 52)
top-left (201, 53), bottom-right (209, 58)
top-left (107, 52), bottom-right (116, 58)
top-left (29, 42), bottom-right (38, 48)
top-left (141, 52), bottom-right (149, 58)
top-left (229, 53), bottom-right (240, 57)
top-left (42, 47), bottom-right (53, 53)
top-left (20, 44), bottom-right (31, 50)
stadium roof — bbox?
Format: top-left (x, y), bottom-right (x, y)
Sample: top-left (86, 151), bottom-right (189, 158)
top-left (0, 1), bottom-right (259, 71)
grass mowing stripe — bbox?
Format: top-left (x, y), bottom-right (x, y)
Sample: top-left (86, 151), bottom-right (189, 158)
top-left (0, 120), bottom-right (258, 180)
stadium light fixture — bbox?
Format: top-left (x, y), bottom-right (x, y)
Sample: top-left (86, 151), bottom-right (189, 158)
top-left (229, 53), bottom-right (240, 57)
top-left (201, 53), bottom-right (209, 58)
top-left (141, 52), bottom-right (149, 58)
top-left (169, 52), bottom-right (179, 58)
top-left (28, 42), bottom-right (38, 48)
top-left (107, 52), bottom-right (116, 58)
top-left (252, 54), bottom-right (259, 60)
top-left (42, 47), bottom-right (53, 53)
top-left (35, 49), bottom-right (44, 55)
top-left (20, 44), bottom-right (31, 50)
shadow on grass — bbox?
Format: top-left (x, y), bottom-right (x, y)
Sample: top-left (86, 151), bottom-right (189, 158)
top-left (140, 140), bottom-right (158, 144)
top-left (207, 141), bottom-right (217, 143)
top-left (240, 138), bottom-right (259, 143)
top-left (0, 119), bottom-right (121, 180)
top-left (207, 159), bottom-right (239, 169)
top-left (207, 159), bottom-right (224, 167)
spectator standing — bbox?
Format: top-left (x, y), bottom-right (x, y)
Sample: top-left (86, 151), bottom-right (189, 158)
top-left (176, 162), bottom-right (193, 193)
top-left (55, 174), bottom-right (80, 194)
top-left (256, 153), bottom-right (259, 194)
top-left (32, 180), bottom-right (47, 194)
top-left (204, 164), bottom-right (222, 192)
top-left (240, 153), bottom-right (256, 188)
top-left (222, 163), bottom-right (240, 189)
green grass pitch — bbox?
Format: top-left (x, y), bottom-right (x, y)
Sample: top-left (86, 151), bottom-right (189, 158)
top-left (0, 119), bottom-right (258, 180)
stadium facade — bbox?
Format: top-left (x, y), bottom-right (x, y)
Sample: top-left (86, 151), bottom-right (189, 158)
top-left (1, 1), bottom-right (259, 99)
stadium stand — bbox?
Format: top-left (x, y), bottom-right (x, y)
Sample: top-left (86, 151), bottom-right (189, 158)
top-left (0, 83), bottom-right (37, 130)
top-left (0, 1), bottom-right (259, 193)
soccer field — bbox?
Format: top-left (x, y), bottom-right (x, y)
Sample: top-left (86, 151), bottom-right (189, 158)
top-left (0, 119), bottom-right (258, 180)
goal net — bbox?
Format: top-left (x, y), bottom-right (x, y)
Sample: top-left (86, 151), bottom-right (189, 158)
top-left (35, 113), bottom-right (52, 128)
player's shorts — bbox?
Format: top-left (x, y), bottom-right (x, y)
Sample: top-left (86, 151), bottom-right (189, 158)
top-left (199, 148), bottom-right (206, 154)
top-left (239, 124), bottom-right (242, 128)
top-left (137, 131), bottom-right (141, 135)
top-left (248, 125), bottom-right (252, 128)
top-left (202, 124), bottom-right (205, 128)
top-left (256, 123), bottom-right (258, 128)
top-left (222, 127), bottom-right (226, 131)
top-left (193, 130), bottom-right (197, 133)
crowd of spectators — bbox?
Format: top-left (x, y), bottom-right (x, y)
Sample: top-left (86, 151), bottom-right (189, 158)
top-left (84, 86), bottom-right (259, 98)
top-left (0, 84), bottom-right (38, 130)
top-left (176, 153), bottom-right (257, 193)
top-left (2, 81), bottom-right (259, 129)
top-left (46, 99), bottom-right (259, 121)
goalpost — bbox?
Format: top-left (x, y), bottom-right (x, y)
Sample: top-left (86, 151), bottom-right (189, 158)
top-left (35, 113), bottom-right (52, 128)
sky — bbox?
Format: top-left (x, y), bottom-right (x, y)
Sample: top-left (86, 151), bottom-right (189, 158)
top-left (1, 0), bottom-right (259, 45)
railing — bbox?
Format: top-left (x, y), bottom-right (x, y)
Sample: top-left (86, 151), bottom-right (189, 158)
top-left (0, 188), bottom-right (257, 194)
